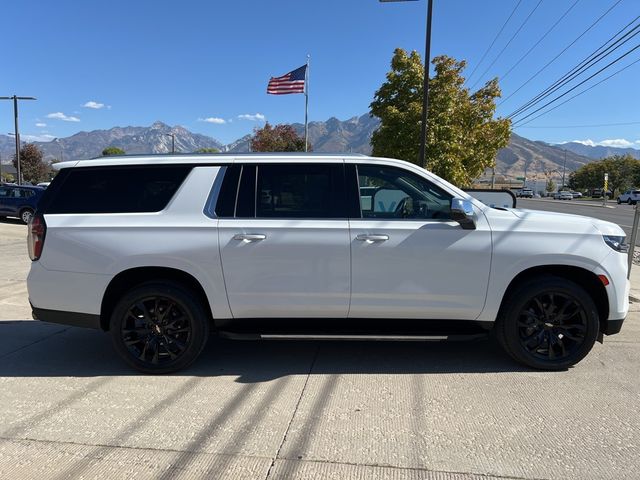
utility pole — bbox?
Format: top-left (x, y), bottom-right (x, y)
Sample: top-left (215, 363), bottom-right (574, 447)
top-left (561, 149), bottom-right (567, 189)
top-left (1, 95), bottom-right (37, 185)
top-left (491, 167), bottom-right (496, 189)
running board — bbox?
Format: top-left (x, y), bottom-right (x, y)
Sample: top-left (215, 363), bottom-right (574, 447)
top-left (218, 331), bottom-right (487, 342)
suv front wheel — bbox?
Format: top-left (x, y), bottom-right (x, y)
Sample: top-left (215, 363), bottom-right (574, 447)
top-left (496, 275), bottom-right (599, 370)
top-left (110, 282), bottom-right (210, 374)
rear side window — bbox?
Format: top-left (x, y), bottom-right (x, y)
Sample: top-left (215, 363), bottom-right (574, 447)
top-left (45, 166), bottom-right (191, 214)
top-left (256, 164), bottom-right (346, 218)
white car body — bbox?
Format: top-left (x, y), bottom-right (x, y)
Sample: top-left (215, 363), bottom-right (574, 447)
top-left (26, 154), bottom-right (629, 371)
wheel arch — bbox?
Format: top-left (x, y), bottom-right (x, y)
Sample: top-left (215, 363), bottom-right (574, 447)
top-left (100, 266), bottom-right (213, 331)
top-left (497, 265), bottom-right (609, 332)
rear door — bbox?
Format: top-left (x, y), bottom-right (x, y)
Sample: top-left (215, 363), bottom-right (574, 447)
top-left (0, 187), bottom-right (11, 215)
top-left (218, 162), bottom-right (351, 318)
top-left (348, 163), bottom-right (492, 320)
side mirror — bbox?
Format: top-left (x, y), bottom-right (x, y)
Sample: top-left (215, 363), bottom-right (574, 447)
top-left (450, 198), bottom-right (476, 230)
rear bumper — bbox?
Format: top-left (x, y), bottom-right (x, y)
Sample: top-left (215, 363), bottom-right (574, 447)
top-left (31, 305), bottom-right (101, 330)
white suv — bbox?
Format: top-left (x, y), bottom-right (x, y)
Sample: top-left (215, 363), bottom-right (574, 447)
top-left (27, 154), bottom-right (629, 373)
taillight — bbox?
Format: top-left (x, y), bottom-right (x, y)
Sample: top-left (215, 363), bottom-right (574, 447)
top-left (27, 215), bottom-right (46, 261)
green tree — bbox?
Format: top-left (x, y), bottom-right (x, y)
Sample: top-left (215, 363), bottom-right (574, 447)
top-left (250, 123), bottom-right (309, 152)
top-left (102, 146), bottom-right (125, 156)
top-left (195, 147), bottom-right (220, 153)
top-left (370, 49), bottom-right (511, 187)
top-left (571, 155), bottom-right (639, 195)
top-left (546, 178), bottom-right (556, 193)
top-left (12, 143), bottom-right (48, 183)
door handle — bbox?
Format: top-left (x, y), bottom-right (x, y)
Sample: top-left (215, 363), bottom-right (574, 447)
top-left (233, 233), bottom-right (267, 242)
top-left (356, 234), bottom-right (389, 242)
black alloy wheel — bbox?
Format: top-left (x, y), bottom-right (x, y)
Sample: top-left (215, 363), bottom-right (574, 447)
top-left (110, 282), bottom-right (209, 374)
top-left (496, 275), bottom-right (599, 370)
top-left (517, 292), bottom-right (587, 361)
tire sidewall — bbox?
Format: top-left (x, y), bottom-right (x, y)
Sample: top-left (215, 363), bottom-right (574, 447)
top-left (110, 282), bottom-right (209, 374)
top-left (498, 277), bottom-right (600, 370)
top-left (20, 208), bottom-right (33, 224)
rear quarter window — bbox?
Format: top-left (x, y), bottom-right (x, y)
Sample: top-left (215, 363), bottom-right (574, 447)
top-left (44, 165), bottom-right (192, 214)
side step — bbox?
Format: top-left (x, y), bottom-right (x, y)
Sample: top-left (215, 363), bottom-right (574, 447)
top-left (218, 331), bottom-right (488, 342)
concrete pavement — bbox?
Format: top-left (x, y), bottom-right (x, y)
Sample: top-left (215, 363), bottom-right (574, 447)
top-left (1, 219), bottom-right (639, 480)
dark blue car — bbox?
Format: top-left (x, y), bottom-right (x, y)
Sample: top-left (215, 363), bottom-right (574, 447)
top-left (0, 184), bottom-right (45, 224)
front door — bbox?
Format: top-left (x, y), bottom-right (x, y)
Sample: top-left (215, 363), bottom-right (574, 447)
top-left (348, 163), bottom-right (492, 320)
top-left (218, 162), bottom-right (351, 318)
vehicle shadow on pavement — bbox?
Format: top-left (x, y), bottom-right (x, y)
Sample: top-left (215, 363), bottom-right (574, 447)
top-left (0, 320), bottom-right (541, 379)
top-left (0, 217), bottom-right (23, 225)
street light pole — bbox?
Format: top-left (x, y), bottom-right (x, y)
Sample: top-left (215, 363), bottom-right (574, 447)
top-left (165, 133), bottom-right (175, 154)
top-left (379, 0), bottom-right (433, 169)
top-left (1, 95), bottom-right (36, 185)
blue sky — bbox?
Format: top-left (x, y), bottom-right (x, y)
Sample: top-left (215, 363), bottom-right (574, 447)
top-left (1, 0), bottom-right (638, 147)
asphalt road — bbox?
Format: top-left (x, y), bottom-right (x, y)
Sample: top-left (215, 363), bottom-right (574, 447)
top-left (1, 219), bottom-right (640, 479)
top-left (517, 198), bottom-right (640, 245)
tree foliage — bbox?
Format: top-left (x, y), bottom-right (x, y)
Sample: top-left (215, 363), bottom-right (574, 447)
top-left (370, 49), bottom-right (511, 187)
top-left (250, 123), bottom-right (309, 152)
top-left (569, 155), bottom-right (639, 195)
top-left (545, 178), bottom-right (556, 193)
top-left (102, 146), bottom-right (125, 156)
top-left (12, 143), bottom-right (48, 183)
top-left (195, 147), bottom-right (220, 153)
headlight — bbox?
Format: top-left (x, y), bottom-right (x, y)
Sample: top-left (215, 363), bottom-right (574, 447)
top-left (603, 235), bottom-right (629, 253)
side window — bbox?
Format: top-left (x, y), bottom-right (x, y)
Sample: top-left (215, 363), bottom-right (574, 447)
top-left (45, 166), bottom-right (192, 214)
top-left (0, 188), bottom-right (9, 198)
top-left (18, 189), bottom-right (34, 198)
top-left (214, 165), bottom-right (241, 218)
top-left (357, 164), bottom-right (452, 220)
top-left (256, 164), bottom-right (345, 218)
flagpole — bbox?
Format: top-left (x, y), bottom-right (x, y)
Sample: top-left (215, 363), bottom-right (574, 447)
top-left (304, 54), bottom-right (310, 152)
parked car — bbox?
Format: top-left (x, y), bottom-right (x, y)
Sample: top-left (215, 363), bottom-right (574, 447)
top-left (516, 188), bottom-right (534, 198)
top-left (0, 185), bottom-right (45, 223)
top-left (570, 191), bottom-right (582, 198)
top-left (554, 191), bottom-right (573, 200)
top-left (590, 188), bottom-right (613, 199)
top-left (27, 154), bottom-right (628, 373)
top-left (617, 189), bottom-right (640, 205)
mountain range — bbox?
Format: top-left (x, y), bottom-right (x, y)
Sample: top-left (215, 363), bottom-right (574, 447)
top-left (1, 115), bottom-right (638, 181)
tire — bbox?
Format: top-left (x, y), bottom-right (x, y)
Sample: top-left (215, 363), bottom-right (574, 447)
top-left (495, 275), bottom-right (599, 370)
top-left (617, 198), bottom-right (622, 204)
top-left (110, 281), bottom-right (210, 374)
top-left (19, 208), bottom-right (34, 224)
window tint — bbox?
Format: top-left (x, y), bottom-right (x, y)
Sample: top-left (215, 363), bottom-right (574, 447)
top-left (16, 189), bottom-right (35, 198)
top-left (0, 188), bottom-right (10, 198)
top-left (236, 165), bottom-right (257, 218)
top-left (214, 165), bottom-right (241, 218)
top-left (357, 164), bottom-right (452, 220)
top-left (45, 166), bottom-right (191, 214)
top-left (256, 164), bottom-right (345, 218)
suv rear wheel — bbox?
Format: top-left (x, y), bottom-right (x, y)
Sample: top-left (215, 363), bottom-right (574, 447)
top-left (496, 275), bottom-right (599, 370)
top-left (110, 282), bottom-right (210, 374)
top-left (19, 208), bottom-right (34, 224)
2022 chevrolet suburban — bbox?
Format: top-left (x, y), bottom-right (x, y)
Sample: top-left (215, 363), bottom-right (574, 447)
top-left (27, 154), bottom-right (629, 373)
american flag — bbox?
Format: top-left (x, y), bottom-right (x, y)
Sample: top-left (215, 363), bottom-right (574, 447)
top-left (267, 65), bottom-right (307, 95)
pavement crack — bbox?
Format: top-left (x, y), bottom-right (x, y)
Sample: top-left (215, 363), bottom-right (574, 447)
top-left (263, 344), bottom-right (320, 480)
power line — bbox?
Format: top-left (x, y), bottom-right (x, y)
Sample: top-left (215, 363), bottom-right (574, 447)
top-left (513, 46), bottom-right (640, 126)
top-left (508, 18), bottom-right (640, 119)
top-left (499, 0), bottom-right (624, 106)
top-left (514, 56), bottom-right (640, 127)
top-left (516, 120), bottom-right (640, 129)
top-left (500, 0), bottom-right (580, 82)
top-left (469, 0), bottom-right (543, 91)
top-left (466, 0), bottom-right (523, 84)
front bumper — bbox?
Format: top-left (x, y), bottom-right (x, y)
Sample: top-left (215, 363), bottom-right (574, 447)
top-left (602, 317), bottom-right (625, 336)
